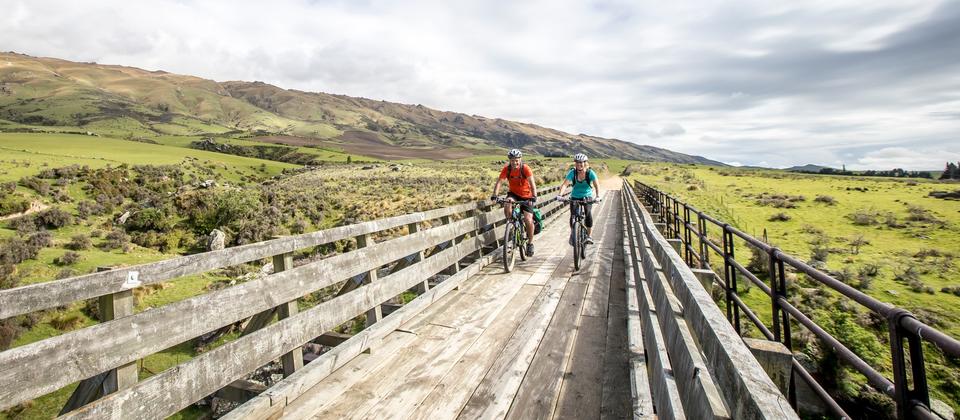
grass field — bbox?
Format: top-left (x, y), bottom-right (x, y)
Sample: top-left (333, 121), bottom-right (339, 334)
top-left (627, 163), bottom-right (960, 410)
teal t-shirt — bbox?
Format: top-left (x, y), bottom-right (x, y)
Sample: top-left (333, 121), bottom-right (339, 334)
top-left (566, 169), bottom-right (597, 199)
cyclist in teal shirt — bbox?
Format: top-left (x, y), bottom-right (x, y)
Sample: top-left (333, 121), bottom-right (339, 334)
top-left (556, 153), bottom-right (601, 244)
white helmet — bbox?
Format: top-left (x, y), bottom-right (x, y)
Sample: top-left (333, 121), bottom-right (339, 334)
top-left (574, 153), bottom-right (588, 162)
top-left (507, 149), bottom-right (522, 158)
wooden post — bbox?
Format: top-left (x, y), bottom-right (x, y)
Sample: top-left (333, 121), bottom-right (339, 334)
top-left (273, 251), bottom-right (303, 377)
top-left (357, 233), bottom-right (382, 328)
top-left (440, 215), bottom-right (460, 275)
top-left (407, 222), bottom-right (429, 294)
top-left (60, 267), bottom-right (137, 414)
top-left (97, 266), bottom-right (138, 393)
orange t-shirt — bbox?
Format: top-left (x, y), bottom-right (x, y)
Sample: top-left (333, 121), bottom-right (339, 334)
top-left (499, 164), bottom-right (534, 198)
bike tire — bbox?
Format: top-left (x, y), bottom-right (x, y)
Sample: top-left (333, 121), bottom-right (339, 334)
top-left (518, 223), bottom-right (527, 261)
top-left (503, 222), bottom-right (516, 272)
top-left (579, 223), bottom-right (588, 256)
top-left (573, 223), bottom-right (582, 271)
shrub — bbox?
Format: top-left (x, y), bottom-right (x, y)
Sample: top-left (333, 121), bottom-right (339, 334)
top-left (848, 209), bottom-right (878, 226)
top-left (35, 207), bottom-right (73, 229)
top-left (26, 230), bottom-right (53, 249)
top-left (906, 205), bottom-right (942, 224)
top-left (895, 266), bottom-right (920, 283)
top-left (0, 237), bottom-right (40, 265)
top-left (101, 229), bottom-right (130, 250)
top-left (768, 212), bottom-right (791, 222)
top-left (54, 251), bottom-right (81, 266)
top-left (290, 218), bottom-right (307, 234)
top-left (126, 207), bottom-right (175, 232)
top-left (814, 195), bottom-right (836, 205)
top-left (55, 268), bottom-right (78, 279)
top-left (848, 235), bottom-right (869, 254)
top-left (67, 234), bottom-right (92, 250)
top-left (884, 212), bottom-right (905, 228)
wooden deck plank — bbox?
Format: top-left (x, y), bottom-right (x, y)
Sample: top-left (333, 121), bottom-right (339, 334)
top-left (280, 330), bottom-right (419, 418)
top-left (600, 221), bottom-right (632, 419)
top-left (407, 285), bottom-right (542, 420)
top-left (506, 195), bottom-right (619, 420)
top-left (455, 252), bottom-right (575, 419)
top-left (298, 227), bottom-right (570, 419)
top-left (553, 315), bottom-right (608, 419)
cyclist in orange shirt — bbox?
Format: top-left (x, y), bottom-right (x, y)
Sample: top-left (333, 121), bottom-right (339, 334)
top-left (490, 149), bottom-right (538, 256)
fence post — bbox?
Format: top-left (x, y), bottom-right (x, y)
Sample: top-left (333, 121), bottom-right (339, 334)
top-left (889, 310), bottom-right (930, 419)
top-left (97, 266), bottom-right (138, 392)
top-left (273, 251), bottom-right (303, 377)
top-left (768, 248), bottom-right (782, 343)
top-left (357, 233), bottom-right (383, 328)
top-left (683, 205), bottom-right (692, 265)
top-left (698, 213), bottom-right (709, 269)
top-left (60, 267), bottom-right (137, 415)
top-left (777, 257), bottom-right (797, 408)
top-left (723, 226), bottom-right (741, 334)
top-left (440, 215), bottom-right (460, 275)
top-left (407, 222), bottom-right (430, 294)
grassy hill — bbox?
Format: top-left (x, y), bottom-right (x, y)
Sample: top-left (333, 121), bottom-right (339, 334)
top-left (0, 52), bottom-right (721, 164)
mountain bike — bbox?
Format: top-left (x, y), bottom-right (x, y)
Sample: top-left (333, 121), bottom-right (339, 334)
top-left (496, 197), bottom-right (533, 272)
top-left (558, 196), bottom-right (601, 270)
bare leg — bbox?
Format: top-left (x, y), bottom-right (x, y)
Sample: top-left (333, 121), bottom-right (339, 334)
top-left (524, 212), bottom-right (535, 243)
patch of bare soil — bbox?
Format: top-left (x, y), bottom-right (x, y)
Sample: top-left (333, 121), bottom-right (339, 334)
top-left (252, 135), bottom-right (326, 147)
top-left (0, 201), bottom-right (49, 221)
top-left (331, 130), bottom-right (478, 160)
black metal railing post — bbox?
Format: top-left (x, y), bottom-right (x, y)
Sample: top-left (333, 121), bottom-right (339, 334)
top-left (683, 205), bottom-right (693, 265)
top-left (698, 212), bottom-right (709, 269)
top-left (889, 310), bottom-right (930, 419)
top-left (723, 224), bottom-right (741, 333)
top-left (768, 247), bottom-right (782, 342)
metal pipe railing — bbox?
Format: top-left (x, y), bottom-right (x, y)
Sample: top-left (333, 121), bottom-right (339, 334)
top-left (630, 181), bottom-right (959, 420)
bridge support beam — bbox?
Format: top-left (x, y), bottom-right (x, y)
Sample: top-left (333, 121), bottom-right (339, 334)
top-left (274, 251), bottom-right (304, 377)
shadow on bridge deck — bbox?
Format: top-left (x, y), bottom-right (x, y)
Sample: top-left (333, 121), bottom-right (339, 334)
top-left (280, 189), bottom-right (629, 419)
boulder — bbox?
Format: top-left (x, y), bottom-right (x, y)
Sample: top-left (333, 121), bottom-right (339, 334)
top-left (207, 229), bottom-right (226, 251)
top-left (116, 211), bottom-right (131, 225)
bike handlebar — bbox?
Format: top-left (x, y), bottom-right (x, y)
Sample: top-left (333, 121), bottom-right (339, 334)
top-left (494, 197), bottom-right (534, 205)
top-left (556, 196), bottom-right (602, 204)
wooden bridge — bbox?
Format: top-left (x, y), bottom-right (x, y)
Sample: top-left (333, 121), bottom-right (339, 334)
top-left (0, 180), bottom-right (799, 419)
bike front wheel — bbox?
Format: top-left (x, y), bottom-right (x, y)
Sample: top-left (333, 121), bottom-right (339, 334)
top-left (572, 223), bottom-right (582, 271)
top-left (503, 222), bottom-right (517, 272)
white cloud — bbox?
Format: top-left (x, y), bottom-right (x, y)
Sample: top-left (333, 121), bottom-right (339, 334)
top-left (852, 147), bottom-right (958, 170)
top-left (1, 0), bottom-right (959, 169)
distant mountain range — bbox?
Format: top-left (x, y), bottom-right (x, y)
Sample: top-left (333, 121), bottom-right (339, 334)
top-left (0, 52), bottom-right (722, 164)
top-left (785, 164), bottom-right (835, 173)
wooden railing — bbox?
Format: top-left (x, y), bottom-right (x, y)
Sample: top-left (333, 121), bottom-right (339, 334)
top-left (620, 180), bottom-right (799, 420)
top-left (0, 185), bottom-right (566, 419)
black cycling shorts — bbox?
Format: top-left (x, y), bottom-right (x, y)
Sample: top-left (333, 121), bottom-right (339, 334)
top-left (507, 192), bottom-right (535, 214)
top-left (568, 198), bottom-right (594, 228)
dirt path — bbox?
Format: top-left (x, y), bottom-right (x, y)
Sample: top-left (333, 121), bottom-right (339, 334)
top-left (0, 201), bottom-right (49, 221)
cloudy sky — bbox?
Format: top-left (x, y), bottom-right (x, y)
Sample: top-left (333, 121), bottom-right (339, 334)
top-left (2, 0), bottom-right (959, 169)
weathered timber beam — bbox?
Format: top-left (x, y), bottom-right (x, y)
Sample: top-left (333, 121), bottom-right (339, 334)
top-left (61, 228), bottom-right (483, 419)
top-left (0, 207), bottom-right (506, 411)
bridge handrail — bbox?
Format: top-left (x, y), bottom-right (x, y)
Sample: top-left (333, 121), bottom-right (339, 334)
top-left (621, 181), bottom-right (799, 420)
top-left (0, 185), bottom-right (560, 320)
top-left (633, 181), bottom-right (960, 419)
top-left (0, 187), bottom-right (565, 416)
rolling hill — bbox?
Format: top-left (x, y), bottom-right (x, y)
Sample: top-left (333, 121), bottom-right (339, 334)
top-left (0, 52), bottom-right (722, 163)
